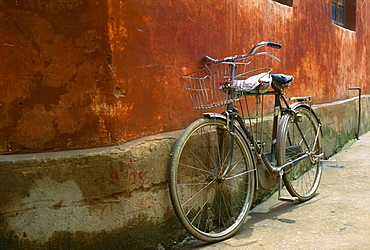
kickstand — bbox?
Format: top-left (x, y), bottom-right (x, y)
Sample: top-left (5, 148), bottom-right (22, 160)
top-left (278, 169), bottom-right (299, 202)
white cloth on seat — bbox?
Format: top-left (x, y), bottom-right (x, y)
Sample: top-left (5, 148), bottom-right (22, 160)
top-left (230, 73), bottom-right (272, 93)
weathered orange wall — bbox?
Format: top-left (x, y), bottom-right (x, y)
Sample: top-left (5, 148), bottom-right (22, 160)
top-left (0, 0), bottom-right (369, 154)
top-left (0, 1), bottom-right (113, 153)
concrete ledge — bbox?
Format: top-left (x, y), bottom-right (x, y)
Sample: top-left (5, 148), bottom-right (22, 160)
top-left (314, 95), bottom-right (370, 156)
top-left (1, 96), bottom-right (369, 249)
top-left (0, 131), bottom-right (183, 249)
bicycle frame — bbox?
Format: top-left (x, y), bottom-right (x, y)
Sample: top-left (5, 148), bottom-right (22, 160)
top-left (218, 63), bottom-right (322, 186)
top-left (222, 90), bottom-right (289, 174)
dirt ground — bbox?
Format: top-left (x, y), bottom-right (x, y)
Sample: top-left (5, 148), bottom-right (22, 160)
top-left (185, 132), bottom-right (370, 249)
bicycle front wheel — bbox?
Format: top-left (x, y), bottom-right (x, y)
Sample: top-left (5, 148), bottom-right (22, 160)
top-left (169, 117), bottom-right (256, 242)
top-left (277, 104), bottom-right (323, 201)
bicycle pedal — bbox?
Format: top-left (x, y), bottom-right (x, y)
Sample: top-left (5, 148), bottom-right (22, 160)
top-left (278, 196), bottom-right (299, 202)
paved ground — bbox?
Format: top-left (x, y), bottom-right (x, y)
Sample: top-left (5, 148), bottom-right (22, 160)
top-left (185, 131), bottom-right (370, 249)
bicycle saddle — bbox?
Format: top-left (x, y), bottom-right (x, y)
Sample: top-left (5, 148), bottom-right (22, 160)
top-left (271, 74), bottom-right (294, 84)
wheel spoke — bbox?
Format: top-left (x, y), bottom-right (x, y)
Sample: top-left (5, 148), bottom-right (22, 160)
top-left (178, 162), bottom-right (213, 175)
top-left (183, 181), bottom-right (214, 208)
top-left (224, 169), bottom-right (255, 181)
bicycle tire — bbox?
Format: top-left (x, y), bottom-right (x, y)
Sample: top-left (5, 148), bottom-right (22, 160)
top-left (277, 103), bottom-right (323, 201)
top-left (169, 117), bottom-right (256, 242)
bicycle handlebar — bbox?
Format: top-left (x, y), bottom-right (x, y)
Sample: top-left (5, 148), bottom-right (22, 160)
top-left (204, 41), bottom-right (282, 63)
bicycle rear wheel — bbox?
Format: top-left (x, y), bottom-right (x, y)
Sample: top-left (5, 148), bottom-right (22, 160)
top-left (277, 104), bottom-right (323, 201)
top-left (169, 117), bottom-right (256, 242)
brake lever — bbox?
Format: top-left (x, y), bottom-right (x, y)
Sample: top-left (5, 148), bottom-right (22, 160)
top-left (253, 52), bottom-right (281, 62)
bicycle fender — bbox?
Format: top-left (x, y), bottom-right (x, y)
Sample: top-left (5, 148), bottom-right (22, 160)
top-left (203, 112), bottom-right (227, 120)
top-left (289, 102), bottom-right (322, 126)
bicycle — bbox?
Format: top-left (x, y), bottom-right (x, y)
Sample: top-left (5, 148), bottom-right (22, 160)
top-left (169, 42), bottom-right (323, 242)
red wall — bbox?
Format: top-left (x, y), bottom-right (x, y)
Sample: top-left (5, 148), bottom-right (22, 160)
top-left (0, 0), bottom-right (369, 153)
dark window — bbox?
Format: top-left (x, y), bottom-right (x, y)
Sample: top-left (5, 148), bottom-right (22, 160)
top-left (332, 0), bottom-right (356, 30)
top-left (274, 0), bottom-right (293, 7)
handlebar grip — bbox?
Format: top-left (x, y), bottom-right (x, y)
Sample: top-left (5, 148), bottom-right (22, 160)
top-left (267, 42), bottom-right (282, 49)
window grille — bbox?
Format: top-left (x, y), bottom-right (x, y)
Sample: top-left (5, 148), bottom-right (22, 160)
top-left (332, 0), bottom-right (356, 30)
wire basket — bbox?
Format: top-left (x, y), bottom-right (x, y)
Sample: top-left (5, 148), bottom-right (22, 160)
top-left (183, 63), bottom-right (272, 109)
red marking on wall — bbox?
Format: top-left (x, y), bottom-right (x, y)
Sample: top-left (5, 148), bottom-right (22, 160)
top-left (93, 156), bottom-right (150, 186)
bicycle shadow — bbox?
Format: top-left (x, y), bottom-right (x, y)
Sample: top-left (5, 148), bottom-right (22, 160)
top-left (182, 192), bottom-right (324, 249)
